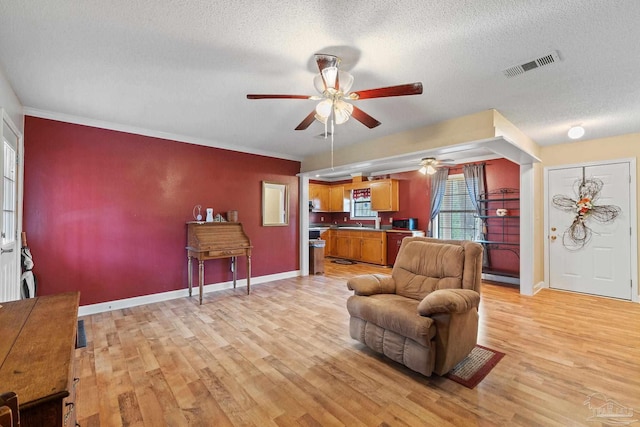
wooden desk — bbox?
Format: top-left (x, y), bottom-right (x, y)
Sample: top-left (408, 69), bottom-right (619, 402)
top-left (0, 292), bottom-right (80, 427)
top-left (186, 222), bottom-right (252, 304)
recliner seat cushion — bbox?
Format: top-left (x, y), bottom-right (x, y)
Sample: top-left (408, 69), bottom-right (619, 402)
top-left (347, 294), bottom-right (435, 346)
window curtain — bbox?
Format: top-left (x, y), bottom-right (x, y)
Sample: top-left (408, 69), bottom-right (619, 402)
top-left (352, 188), bottom-right (370, 200)
top-left (463, 163), bottom-right (489, 266)
top-left (428, 168), bottom-right (449, 237)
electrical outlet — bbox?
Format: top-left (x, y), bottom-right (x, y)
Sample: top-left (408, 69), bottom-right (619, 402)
top-left (320, 216), bottom-right (324, 221)
top-left (389, 218), bottom-right (393, 223)
top-left (344, 217), bottom-right (347, 222)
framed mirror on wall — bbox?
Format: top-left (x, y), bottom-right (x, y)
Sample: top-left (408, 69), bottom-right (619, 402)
top-left (262, 181), bottom-right (289, 226)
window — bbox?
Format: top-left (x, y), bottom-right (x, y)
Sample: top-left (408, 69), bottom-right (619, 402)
top-left (351, 188), bottom-right (377, 219)
top-left (437, 174), bottom-right (476, 240)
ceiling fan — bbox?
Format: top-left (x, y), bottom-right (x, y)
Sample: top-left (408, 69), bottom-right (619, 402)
top-left (247, 53), bottom-right (423, 131)
top-left (418, 157), bottom-right (455, 175)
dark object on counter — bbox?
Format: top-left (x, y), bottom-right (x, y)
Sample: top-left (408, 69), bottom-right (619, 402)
top-left (309, 239), bottom-right (325, 275)
top-left (392, 218), bottom-right (418, 230)
top-left (309, 229), bottom-right (321, 239)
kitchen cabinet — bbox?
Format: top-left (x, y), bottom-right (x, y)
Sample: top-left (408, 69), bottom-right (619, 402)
top-left (386, 230), bottom-right (425, 265)
top-left (320, 229), bottom-right (332, 255)
top-left (360, 232), bottom-right (386, 265)
top-left (335, 232), bottom-right (352, 258)
top-left (329, 185), bottom-right (348, 212)
top-left (309, 183), bottom-right (330, 211)
top-left (310, 183), bottom-right (348, 212)
top-left (329, 229), bottom-right (387, 265)
top-left (310, 179), bottom-right (398, 213)
top-left (370, 179), bottom-right (399, 211)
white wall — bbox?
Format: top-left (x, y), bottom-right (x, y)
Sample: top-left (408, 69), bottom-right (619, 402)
top-left (0, 65), bottom-right (23, 133)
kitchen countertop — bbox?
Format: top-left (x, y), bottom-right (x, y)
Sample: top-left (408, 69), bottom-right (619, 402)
top-left (309, 226), bottom-right (424, 235)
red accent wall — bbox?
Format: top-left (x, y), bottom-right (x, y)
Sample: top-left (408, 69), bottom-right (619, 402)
top-left (23, 117), bottom-right (300, 306)
top-left (484, 158), bottom-right (520, 275)
top-left (381, 170), bottom-right (431, 232)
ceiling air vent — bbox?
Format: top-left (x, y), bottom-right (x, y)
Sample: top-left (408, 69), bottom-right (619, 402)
top-left (503, 50), bottom-right (560, 78)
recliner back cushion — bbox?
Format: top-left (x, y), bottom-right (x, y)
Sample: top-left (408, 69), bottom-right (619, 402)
top-left (393, 241), bottom-right (464, 300)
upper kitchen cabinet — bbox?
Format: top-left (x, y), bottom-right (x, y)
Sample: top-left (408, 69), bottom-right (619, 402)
top-left (309, 183), bottom-right (330, 212)
top-left (370, 179), bottom-right (399, 211)
top-left (329, 185), bottom-right (349, 212)
top-left (310, 183), bottom-right (349, 212)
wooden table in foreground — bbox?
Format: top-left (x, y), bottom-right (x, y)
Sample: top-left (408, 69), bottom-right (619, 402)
top-left (0, 292), bottom-right (80, 427)
top-left (186, 222), bottom-right (253, 304)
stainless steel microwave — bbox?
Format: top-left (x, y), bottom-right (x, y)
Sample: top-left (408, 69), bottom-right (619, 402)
top-left (392, 218), bottom-right (418, 230)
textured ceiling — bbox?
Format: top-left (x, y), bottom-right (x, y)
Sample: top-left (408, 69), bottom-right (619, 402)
top-left (1, 1), bottom-right (639, 167)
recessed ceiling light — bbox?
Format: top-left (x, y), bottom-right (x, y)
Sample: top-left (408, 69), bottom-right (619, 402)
top-left (568, 126), bottom-right (585, 139)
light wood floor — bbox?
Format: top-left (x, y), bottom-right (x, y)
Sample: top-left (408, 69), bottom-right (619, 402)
top-left (75, 261), bottom-right (640, 426)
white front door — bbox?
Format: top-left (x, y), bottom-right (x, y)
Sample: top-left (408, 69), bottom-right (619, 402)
top-left (0, 111), bottom-right (21, 302)
top-left (547, 162), bottom-right (632, 300)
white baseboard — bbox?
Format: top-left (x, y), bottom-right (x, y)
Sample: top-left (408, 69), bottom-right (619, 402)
top-left (533, 281), bottom-right (547, 294)
top-left (482, 273), bottom-right (520, 286)
top-left (78, 270), bottom-right (301, 316)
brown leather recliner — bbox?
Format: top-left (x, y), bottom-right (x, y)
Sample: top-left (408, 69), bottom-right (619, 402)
top-left (346, 237), bottom-right (483, 376)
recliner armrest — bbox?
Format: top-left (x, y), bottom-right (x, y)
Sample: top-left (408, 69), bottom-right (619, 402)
top-left (347, 274), bottom-right (396, 295)
top-left (417, 289), bottom-right (480, 316)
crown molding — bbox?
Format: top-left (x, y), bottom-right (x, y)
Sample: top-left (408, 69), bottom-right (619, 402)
top-left (23, 107), bottom-right (303, 162)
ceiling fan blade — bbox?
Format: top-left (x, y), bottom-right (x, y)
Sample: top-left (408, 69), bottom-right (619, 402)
top-left (348, 82), bottom-right (423, 100)
top-left (247, 94), bottom-right (313, 100)
top-left (351, 106), bottom-right (382, 129)
top-left (295, 110), bottom-right (317, 130)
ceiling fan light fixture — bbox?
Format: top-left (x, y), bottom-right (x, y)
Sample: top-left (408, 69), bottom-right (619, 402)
top-left (568, 125), bottom-right (585, 139)
top-left (333, 100), bottom-right (353, 124)
top-left (313, 70), bottom-right (354, 95)
top-left (315, 99), bottom-right (332, 118)
top-left (322, 67), bottom-right (339, 92)
top-left (338, 71), bottom-right (354, 93)
top-left (419, 164), bottom-right (437, 175)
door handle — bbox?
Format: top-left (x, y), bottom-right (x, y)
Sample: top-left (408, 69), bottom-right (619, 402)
top-left (1, 248), bottom-right (13, 254)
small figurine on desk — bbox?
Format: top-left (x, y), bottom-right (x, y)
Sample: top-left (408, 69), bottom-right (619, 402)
top-left (205, 208), bottom-right (214, 222)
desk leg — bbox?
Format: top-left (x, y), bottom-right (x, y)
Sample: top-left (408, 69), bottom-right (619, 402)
top-left (198, 260), bottom-right (204, 305)
top-left (187, 255), bottom-right (193, 297)
top-left (232, 257), bottom-right (237, 289)
top-left (247, 255), bottom-right (251, 295)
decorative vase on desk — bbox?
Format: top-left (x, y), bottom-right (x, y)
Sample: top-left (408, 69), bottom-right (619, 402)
top-left (205, 208), bottom-right (214, 222)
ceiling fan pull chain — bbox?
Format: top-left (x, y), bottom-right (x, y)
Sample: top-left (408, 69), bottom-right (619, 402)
top-left (331, 119), bottom-right (335, 170)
